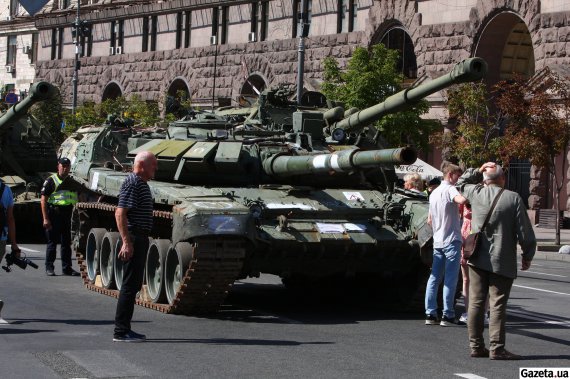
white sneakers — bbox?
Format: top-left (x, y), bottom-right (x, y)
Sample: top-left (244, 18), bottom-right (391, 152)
top-left (458, 312), bottom-right (490, 326)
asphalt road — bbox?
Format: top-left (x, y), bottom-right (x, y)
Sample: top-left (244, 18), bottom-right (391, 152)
top-left (0, 244), bottom-right (568, 379)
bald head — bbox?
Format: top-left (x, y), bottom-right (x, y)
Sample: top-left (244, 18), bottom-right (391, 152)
top-left (133, 151), bottom-right (158, 181)
top-left (483, 164), bottom-right (505, 186)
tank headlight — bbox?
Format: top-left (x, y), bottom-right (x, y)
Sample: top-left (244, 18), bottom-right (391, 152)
top-left (331, 127), bottom-right (346, 142)
top-left (249, 204), bottom-right (263, 219)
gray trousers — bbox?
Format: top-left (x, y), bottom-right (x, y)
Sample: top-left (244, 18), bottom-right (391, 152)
top-left (468, 265), bottom-right (513, 352)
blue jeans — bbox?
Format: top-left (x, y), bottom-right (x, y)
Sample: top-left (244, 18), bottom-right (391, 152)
top-left (425, 240), bottom-right (462, 319)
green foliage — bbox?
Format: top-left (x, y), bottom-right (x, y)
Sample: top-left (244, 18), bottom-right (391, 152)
top-left (494, 74), bottom-right (570, 171)
top-left (30, 87), bottom-right (65, 144)
top-left (63, 101), bottom-right (106, 132)
top-left (63, 95), bottom-right (162, 132)
top-left (433, 82), bottom-right (500, 167)
top-left (320, 44), bottom-right (438, 150)
top-left (164, 90), bottom-right (192, 120)
top-left (124, 95), bottom-right (160, 127)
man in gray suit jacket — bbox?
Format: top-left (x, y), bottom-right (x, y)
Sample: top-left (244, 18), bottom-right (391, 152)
top-left (457, 162), bottom-right (536, 360)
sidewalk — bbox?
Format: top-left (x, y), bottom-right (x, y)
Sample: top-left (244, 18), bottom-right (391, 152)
top-left (529, 226), bottom-right (570, 262)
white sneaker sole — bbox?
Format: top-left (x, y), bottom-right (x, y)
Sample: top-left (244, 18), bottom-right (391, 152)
top-left (113, 337), bottom-right (146, 342)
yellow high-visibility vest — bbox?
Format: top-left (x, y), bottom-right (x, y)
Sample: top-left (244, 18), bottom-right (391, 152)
top-left (47, 174), bottom-right (78, 206)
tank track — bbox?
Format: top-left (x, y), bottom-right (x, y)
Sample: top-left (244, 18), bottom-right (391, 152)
top-left (75, 202), bottom-right (246, 315)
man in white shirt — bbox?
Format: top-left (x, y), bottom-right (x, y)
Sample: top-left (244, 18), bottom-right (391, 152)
top-left (425, 161), bottom-right (467, 326)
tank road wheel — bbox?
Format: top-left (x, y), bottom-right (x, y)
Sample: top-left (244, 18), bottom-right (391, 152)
top-left (100, 232), bottom-right (120, 289)
top-left (114, 237), bottom-right (125, 291)
top-left (85, 228), bottom-right (106, 284)
top-left (165, 242), bottom-right (193, 305)
top-left (146, 239), bottom-right (170, 304)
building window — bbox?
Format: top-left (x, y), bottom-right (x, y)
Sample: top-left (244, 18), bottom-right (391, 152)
top-left (81, 25), bottom-right (93, 57)
top-left (31, 32), bottom-right (38, 64)
top-left (259, 1), bottom-right (268, 41)
top-left (110, 21), bottom-right (116, 51)
top-left (142, 16), bottom-right (149, 52)
top-left (251, 2), bottom-right (258, 36)
top-left (212, 7), bottom-right (219, 39)
top-left (6, 35), bottom-right (16, 66)
top-left (380, 28), bottom-right (417, 80)
top-left (118, 20), bottom-right (124, 50)
top-left (51, 29), bottom-right (57, 60)
top-left (337, 0), bottom-right (355, 33)
top-left (184, 11), bottom-right (191, 48)
top-left (176, 12), bottom-right (182, 49)
top-left (9, 0), bottom-right (19, 18)
top-left (57, 28), bottom-right (64, 59)
top-left (59, 0), bottom-right (70, 9)
top-left (292, 0), bottom-right (300, 37)
top-left (221, 6), bottom-right (228, 44)
top-left (150, 15), bottom-right (157, 51)
top-left (109, 20), bottom-right (124, 54)
top-left (294, 0), bottom-right (310, 37)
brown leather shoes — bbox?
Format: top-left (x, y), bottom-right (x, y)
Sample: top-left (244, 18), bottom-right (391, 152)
top-left (490, 348), bottom-right (522, 360)
top-left (470, 348), bottom-right (490, 358)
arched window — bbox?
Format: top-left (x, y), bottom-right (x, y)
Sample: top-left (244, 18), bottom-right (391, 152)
top-left (380, 27), bottom-right (417, 80)
top-left (102, 82), bottom-right (122, 101)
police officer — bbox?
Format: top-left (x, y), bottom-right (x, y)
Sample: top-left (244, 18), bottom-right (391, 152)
top-left (41, 157), bottom-right (80, 276)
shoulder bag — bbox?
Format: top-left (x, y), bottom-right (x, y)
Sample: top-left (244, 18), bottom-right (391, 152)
top-left (462, 188), bottom-right (505, 259)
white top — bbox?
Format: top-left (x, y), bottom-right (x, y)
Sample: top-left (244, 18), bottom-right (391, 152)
top-left (429, 180), bottom-right (462, 248)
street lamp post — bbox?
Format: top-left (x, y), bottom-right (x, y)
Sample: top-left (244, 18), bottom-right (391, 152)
top-left (296, 0), bottom-right (310, 105)
top-left (71, 1), bottom-right (81, 116)
top-left (211, 35), bottom-right (218, 110)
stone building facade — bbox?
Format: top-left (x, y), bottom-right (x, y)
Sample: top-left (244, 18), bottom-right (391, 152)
top-left (1, 0), bottom-right (570, 211)
top-left (0, 0), bottom-right (39, 98)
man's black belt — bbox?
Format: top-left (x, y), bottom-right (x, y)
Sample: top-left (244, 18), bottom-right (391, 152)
top-left (128, 226), bottom-right (151, 236)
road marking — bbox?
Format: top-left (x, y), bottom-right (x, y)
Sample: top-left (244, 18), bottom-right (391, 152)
top-left (20, 247), bottom-right (40, 253)
top-left (455, 374), bottom-right (488, 379)
top-left (525, 270), bottom-right (567, 277)
top-left (508, 308), bottom-right (570, 328)
top-left (513, 284), bottom-right (570, 296)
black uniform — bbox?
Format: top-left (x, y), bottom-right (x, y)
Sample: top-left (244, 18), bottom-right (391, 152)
top-left (41, 175), bottom-right (78, 274)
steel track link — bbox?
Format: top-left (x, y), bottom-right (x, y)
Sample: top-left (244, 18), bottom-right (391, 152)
top-left (74, 202), bottom-right (246, 315)
top-left (170, 237), bottom-right (246, 314)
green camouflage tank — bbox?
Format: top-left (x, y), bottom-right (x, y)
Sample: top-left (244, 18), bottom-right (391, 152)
top-left (60, 57), bottom-right (487, 314)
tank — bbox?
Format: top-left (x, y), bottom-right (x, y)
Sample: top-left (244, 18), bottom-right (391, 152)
top-left (63, 57), bottom-right (487, 314)
top-left (0, 82), bottom-right (59, 241)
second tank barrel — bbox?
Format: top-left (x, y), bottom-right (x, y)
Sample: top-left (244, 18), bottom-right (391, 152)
top-left (332, 57), bottom-right (488, 132)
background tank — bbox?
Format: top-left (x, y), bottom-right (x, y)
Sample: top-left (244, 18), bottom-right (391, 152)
top-left (63, 58), bottom-right (487, 314)
top-left (0, 81), bottom-right (59, 241)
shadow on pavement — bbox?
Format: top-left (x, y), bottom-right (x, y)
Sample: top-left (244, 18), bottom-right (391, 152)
top-left (146, 337), bottom-right (334, 346)
top-left (0, 328), bottom-right (54, 334)
top-left (5, 318), bottom-right (121, 326)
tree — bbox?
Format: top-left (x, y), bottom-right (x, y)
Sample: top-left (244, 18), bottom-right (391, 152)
top-left (320, 44), bottom-right (438, 151)
top-left (30, 87), bottom-right (65, 144)
top-left (432, 82), bottom-right (501, 167)
top-left (494, 73), bottom-right (570, 244)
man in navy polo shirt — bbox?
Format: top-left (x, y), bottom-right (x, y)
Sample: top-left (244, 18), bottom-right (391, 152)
top-left (113, 151), bottom-right (157, 342)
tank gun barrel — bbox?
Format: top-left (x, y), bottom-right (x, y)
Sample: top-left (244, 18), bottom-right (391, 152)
top-left (263, 147), bottom-right (417, 177)
top-left (0, 81), bottom-right (58, 128)
top-left (331, 57), bottom-right (487, 133)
